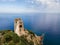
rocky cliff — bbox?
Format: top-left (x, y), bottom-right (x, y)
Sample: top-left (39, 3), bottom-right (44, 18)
top-left (0, 18), bottom-right (43, 45)
top-left (0, 30), bottom-right (43, 45)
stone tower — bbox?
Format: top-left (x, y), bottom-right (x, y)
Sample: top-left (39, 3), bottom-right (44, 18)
top-left (14, 18), bottom-right (24, 36)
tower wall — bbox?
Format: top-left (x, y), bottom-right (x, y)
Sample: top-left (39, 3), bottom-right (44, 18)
top-left (14, 18), bottom-right (24, 36)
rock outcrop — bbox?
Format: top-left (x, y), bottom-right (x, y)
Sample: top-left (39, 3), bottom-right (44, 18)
top-left (14, 18), bottom-right (44, 45)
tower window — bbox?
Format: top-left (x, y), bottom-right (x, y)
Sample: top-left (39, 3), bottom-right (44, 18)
top-left (19, 25), bottom-right (22, 28)
top-left (15, 21), bottom-right (17, 23)
top-left (16, 21), bottom-right (17, 23)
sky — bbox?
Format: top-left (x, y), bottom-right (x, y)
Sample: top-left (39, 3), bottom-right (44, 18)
top-left (0, 0), bottom-right (60, 13)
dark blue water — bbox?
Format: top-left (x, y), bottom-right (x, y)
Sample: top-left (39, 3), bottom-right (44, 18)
top-left (0, 13), bottom-right (60, 45)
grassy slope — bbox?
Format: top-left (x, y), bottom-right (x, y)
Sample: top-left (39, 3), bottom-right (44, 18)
top-left (0, 30), bottom-right (34, 45)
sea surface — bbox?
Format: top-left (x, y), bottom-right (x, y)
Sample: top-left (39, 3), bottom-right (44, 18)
top-left (0, 13), bottom-right (60, 45)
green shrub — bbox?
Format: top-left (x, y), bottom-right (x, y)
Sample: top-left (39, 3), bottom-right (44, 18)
top-left (4, 34), bottom-right (12, 43)
top-left (28, 30), bottom-right (35, 36)
top-left (29, 41), bottom-right (34, 45)
top-left (12, 34), bottom-right (20, 43)
top-left (8, 41), bottom-right (15, 45)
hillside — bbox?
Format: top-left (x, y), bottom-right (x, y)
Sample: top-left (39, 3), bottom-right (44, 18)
top-left (0, 30), bottom-right (42, 45)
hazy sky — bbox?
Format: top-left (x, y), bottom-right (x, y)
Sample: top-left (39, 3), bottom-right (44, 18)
top-left (0, 0), bottom-right (60, 13)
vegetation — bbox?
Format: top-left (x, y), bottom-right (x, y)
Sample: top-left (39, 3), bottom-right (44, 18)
top-left (28, 30), bottom-right (35, 36)
top-left (0, 30), bottom-right (34, 45)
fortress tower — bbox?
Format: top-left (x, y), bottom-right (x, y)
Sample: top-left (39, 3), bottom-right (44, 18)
top-left (14, 18), bottom-right (24, 36)
top-left (14, 18), bottom-right (43, 45)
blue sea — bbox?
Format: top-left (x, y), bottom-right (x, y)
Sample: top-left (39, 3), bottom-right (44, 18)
top-left (0, 13), bottom-right (60, 45)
